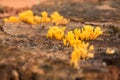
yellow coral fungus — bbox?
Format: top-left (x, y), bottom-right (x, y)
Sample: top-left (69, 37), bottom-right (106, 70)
top-left (92, 26), bottom-right (103, 39)
top-left (4, 10), bottom-right (41, 24)
top-left (106, 48), bottom-right (115, 54)
top-left (63, 31), bottom-right (75, 46)
top-left (4, 16), bottom-right (19, 23)
top-left (63, 25), bottom-right (103, 47)
top-left (74, 28), bottom-right (81, 40)
top-left (47, 26), bottom-right (66, 40)
top-left (80, 25), bottom-right (103, 40)
top-left (70, 42), bottom-right (94, 69)
top-left (46, 25), bottom-right (102, 69)
top-left (41, 11), bottom-right (51, 23)
top-left (18, 10), bottom-right (37, 24)
top-left (34, 15), bottom-right (41, 24)
top-left (4, 10), bottom-right (69, 25)
top-left (72, 25), bottom-right (103, 41)
top-left (63, 31), bottom-right (82, 47)
top-left (62, 25), bottom-right (101, 69)
top-left (51, 11), bottom-right (69, 25)
top-left (19, 10), bottom-right (33, 21)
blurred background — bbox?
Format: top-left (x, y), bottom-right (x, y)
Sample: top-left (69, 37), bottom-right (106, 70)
top-left (0, 0), bottom-right (120, 22)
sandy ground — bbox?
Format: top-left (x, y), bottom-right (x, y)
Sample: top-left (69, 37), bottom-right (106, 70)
top-left (0, 0), bottom-right (38, 9)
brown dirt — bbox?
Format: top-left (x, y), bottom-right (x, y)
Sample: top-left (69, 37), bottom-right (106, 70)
top-left (0, 0), bottom-right (120, 80)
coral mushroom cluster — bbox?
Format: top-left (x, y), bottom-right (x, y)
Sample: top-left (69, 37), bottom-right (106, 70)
top-left (4, 10), bottom-right (69, 25)
top-left (51, 11), bottom-right (69, 25)
top-left (47, 25), bottom-right (103, 69)
top-left (70, 42), bottom-right (94, 69)
top-left (63, 25), bottom-right (103, 46)
top-left (47, 26), bottom-right (66, 40)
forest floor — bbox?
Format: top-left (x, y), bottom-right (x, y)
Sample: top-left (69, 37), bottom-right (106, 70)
top-left (0, 0), bottom-right (120, 80)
